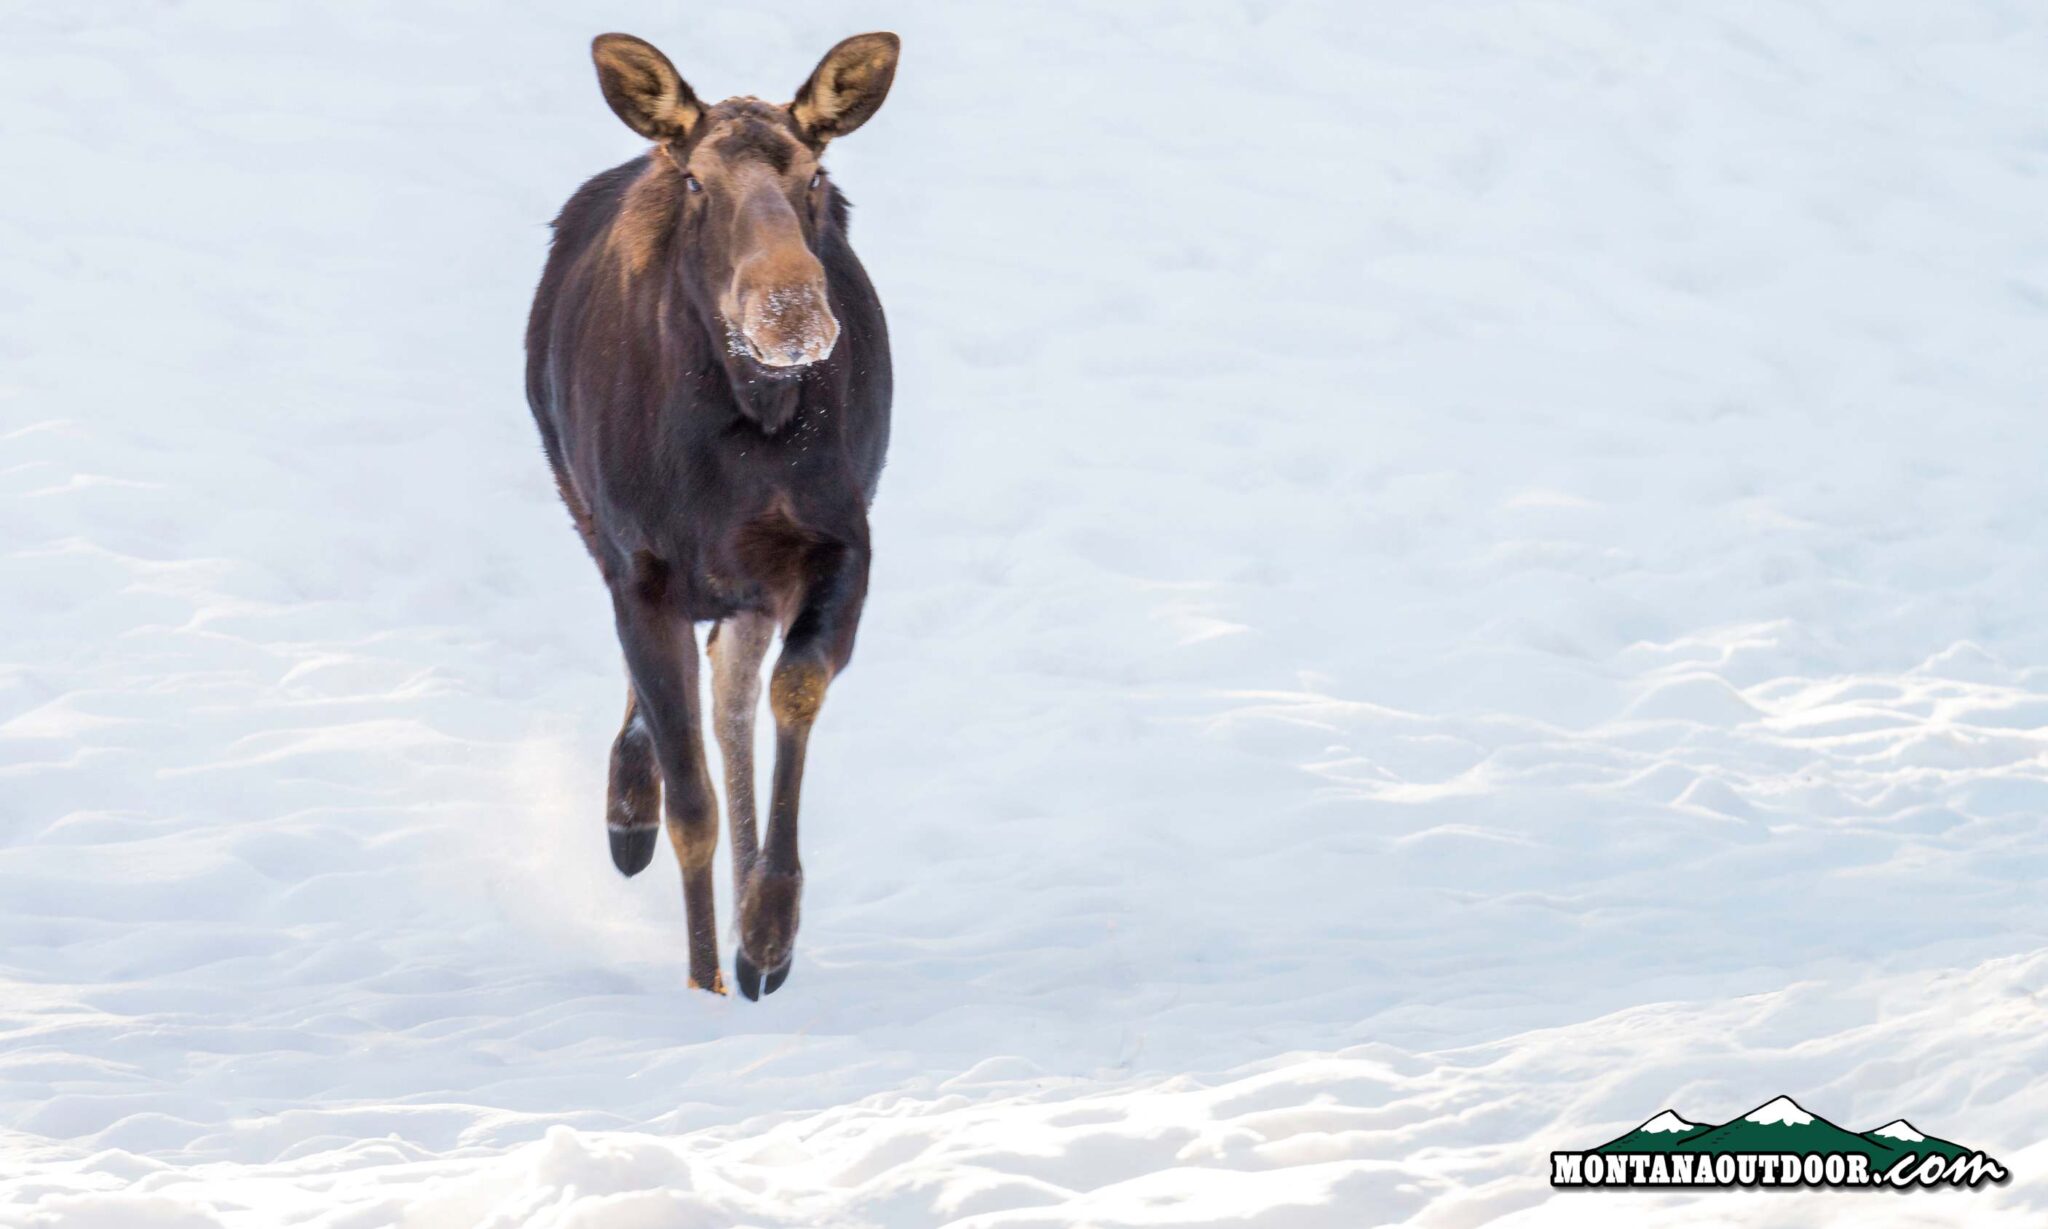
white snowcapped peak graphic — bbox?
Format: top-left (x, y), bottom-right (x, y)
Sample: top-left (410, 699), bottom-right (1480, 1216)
top-left (1744, 1096), bottom-right (1815, 1126)
top-left (1870, 1119), bottom-right (1925, 1142)
top-left (1639, 1111), bottom-right (1699, 1134)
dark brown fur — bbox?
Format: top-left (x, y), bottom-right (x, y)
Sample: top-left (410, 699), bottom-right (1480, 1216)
top-left (525, 33), bottom-right (899, 998)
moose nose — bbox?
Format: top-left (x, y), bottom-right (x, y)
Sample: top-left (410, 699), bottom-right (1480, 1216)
top-left (738, 282), bottom-right (840, 369)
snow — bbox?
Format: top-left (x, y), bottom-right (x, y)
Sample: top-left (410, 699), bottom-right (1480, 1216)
top-left (1742, 1097), bottom-right (1816, 1128)
top-left (1870, 1120), bottom-right (1926, 1143)
top-left (1638, 1111), bottom-right (1698, 1135)
top-left (4, 1), bottom-right (2048, 1226)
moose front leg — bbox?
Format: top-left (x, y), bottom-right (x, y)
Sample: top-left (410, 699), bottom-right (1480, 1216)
top-left (734, 538), bottom-right (869, 1000)
top-left (611, 571), bottom-right (725, 994)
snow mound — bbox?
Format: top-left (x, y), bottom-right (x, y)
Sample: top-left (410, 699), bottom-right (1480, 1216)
top-left (1639, 1111), bottom-right (1699, 1134)
top-left (1870, 1120), bottom-right (1926, 1143)
top-left (10, 951), bottom-right (2048, 1225)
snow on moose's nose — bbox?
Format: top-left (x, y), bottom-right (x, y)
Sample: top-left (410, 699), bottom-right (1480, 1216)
top-left (741, 285), bottom-right (839, 368)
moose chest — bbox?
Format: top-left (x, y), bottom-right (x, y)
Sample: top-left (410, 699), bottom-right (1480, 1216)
top-left (596, 422), bottom-right (848, 623)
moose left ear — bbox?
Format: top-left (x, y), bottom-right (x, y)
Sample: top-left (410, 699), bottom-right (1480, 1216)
top-left (791, 33), bottom-right (900, 145)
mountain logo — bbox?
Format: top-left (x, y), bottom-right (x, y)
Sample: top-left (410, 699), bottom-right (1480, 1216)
top-left (1551, 1096), bottom-right (2007, 1190)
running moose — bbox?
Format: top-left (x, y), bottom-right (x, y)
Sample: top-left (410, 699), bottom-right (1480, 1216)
top-left (525, 32), bottom-right (899, 998)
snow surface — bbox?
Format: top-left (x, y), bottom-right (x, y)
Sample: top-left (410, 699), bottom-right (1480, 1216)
top-left (1638, 1111), bottom-right (1698, 1135)
top-left (4, 1), bottom-right (2048, 1225)
top-left (1870, 1120), bottom-right (1926, 1143)
top-left (1741, 1097), bottom-right (1816, 1128)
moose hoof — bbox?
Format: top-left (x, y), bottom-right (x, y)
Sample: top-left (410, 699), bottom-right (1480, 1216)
top-left (733, 949), bottom-right (793, 1001)
top-left (686, 969), bottom-right (729, 996)
top-left (737, 868), bottom-right (801, 969)
top-left (608, 824), bottom-right (660, 876)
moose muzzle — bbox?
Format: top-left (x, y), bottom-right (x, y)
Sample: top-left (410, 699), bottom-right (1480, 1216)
top-left (734, 270), bottom-right (839, 368)
top-left (727, 184), bottom-right (840, 369)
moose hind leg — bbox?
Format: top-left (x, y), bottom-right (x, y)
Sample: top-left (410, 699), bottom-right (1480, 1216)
top-left (607, 688), bottom-right (663, 875)
top-left (710, 612), bottom-right (774, 887)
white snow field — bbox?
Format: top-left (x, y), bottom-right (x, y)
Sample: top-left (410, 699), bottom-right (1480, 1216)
top-left (3, 1), bottom-right (2046, 1225)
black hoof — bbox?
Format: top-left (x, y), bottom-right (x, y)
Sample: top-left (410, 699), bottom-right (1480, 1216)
top-left (608, 825), bottom-right (659, 876)
top-left (733, 949), bottom-right (792, 1000)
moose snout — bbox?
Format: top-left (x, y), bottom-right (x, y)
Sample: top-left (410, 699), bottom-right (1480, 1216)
top-left (734, 265), bottom-right (840, 369)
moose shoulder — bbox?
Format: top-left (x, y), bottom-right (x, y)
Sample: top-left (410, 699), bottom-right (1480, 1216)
top-left (524, 32), bottom-right (899, 999)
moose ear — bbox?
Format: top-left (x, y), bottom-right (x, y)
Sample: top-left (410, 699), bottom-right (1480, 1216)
top-left (592, 34), bottom-right (702, 142)
top-left (791, 33), bottom-right (900, 145)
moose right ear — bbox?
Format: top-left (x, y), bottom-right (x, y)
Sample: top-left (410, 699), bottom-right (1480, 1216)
top-left (591, 34), bottom-right (702, 142)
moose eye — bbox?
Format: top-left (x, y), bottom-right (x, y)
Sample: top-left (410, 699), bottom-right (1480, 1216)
top-left (683, 174), bottom-right (703, 194)
top-left (810, 171), bottom-right (823, 190)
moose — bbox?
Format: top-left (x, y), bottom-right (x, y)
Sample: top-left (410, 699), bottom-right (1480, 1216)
top-left (524, 32), bottom-right (899, 998)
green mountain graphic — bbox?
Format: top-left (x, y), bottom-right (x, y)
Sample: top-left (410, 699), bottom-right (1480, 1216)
top-left (1566, 1096), bottom-right (2002, 1186)
top-left (1594, 1109), bottom-right (1710, 1153)
top-left (1861, 1119), bottom-right (1970, 1160)
top-left (1668, 1096), bottom-right (1902, 1160)
top-left (1578, 1095), bottom-right (1995, 1167)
